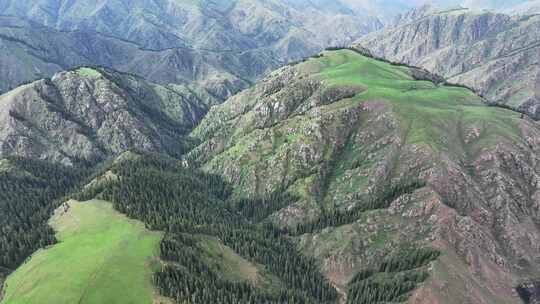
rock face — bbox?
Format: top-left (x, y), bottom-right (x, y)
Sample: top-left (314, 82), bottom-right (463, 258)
top-left (0, 0), bottom-right (383, 97)
top-left (0, 67), bottom-right (213, 165)
top-left (355, 6), bottom-right (540, 119)
top-left (191, 49), bottom-right (540, 303)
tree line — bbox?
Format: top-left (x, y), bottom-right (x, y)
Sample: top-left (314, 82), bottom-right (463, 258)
top-left (77, 154), bottom-right (338, 303)
top-left (347, 247), bottom-right (440, 304)
top-left (0, 157), bottom-right (90, 283)
top-left (1, 151), bottom-right (437, 304)
top-left (291, 178), bottom-right (425, 235)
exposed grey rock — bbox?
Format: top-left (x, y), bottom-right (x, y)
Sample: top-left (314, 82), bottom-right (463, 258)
top-left (0, 67), bottom-right (213, 165)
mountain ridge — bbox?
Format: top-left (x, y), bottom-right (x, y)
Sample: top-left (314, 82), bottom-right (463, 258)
top-left (0, 14), bottom-right (277, 99)
top-left (191, 48), bottom-right (540, 303)
top-left (0, 0), bottom-right (383, 97)
top-left (355, 6), bottom-right (540, 118)
top-left (0, 65), bottom-right (214, 165)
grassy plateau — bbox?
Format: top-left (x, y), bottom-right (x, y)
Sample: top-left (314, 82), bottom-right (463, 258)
top-left (304, 49), bottom-right (522, 153)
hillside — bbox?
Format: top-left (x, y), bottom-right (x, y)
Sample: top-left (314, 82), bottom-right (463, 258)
top-left (2, 153), bottom-right (343, 303)
top-left (355, 6), bottom-right (540, 118)
top-left (1, 199), bottom-right (165, 304)
top-left (191, 49), bottom-right (540, 303)
top-left (0, 66), bottom-right (213, 165)
top-left (0, 156), bottom-right (89, 299)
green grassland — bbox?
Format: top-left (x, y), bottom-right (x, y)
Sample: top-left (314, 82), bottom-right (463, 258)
top-left (196, 235), bottom-right (283, 291)
top-left (0, 200), bottom-right (164, 304)
top-left (76, 67), bottom-right (102, 78)
top-left (302, 49), bottom-right (522, 154)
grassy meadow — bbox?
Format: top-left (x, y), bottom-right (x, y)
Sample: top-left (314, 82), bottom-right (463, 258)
top-left (305, 49), bottom-right (522, 154)
top-left (1, 200), bottom-right (164, 304)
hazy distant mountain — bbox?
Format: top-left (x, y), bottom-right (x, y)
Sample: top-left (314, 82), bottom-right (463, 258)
top-left (339, 0), bottom-right (538, 21)
top-left (504, 0), bottom-right (540, 14)
top-left (0, 15), bottom-right (278, 99)
top-left (0, 0), bottom-right (381, 50)
top-left (438, 0), bottom-right (534, 11)
top-left (0, 0), bottom-right (383, 98)
top-left (427, 0), bottom-right (540, 12)
top-left (461, 0), bottom-right (540, 12)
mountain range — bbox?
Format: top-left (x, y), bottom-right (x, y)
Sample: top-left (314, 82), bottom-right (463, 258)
top-left (0, 0), bottom-right (382, 98)
top-left (190, 48), bottom-right (540, 304)
top-left (1, 1), bottom-right (540, 304)
top-left (2, 46), bottom-right (539, 304)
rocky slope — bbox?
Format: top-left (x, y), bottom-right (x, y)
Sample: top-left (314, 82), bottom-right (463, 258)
top-left (0, 66), bottom-right (214, 165)
top-left (355, 6), bottom-right (540, 118)
top-left (190, 49), bottom-right (540, 303)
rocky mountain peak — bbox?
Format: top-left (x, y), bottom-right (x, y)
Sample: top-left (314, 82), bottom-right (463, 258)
top-left (390, 4), bottom-right (439, 26)
top-left (0, 66), bottom-right (212, 165)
